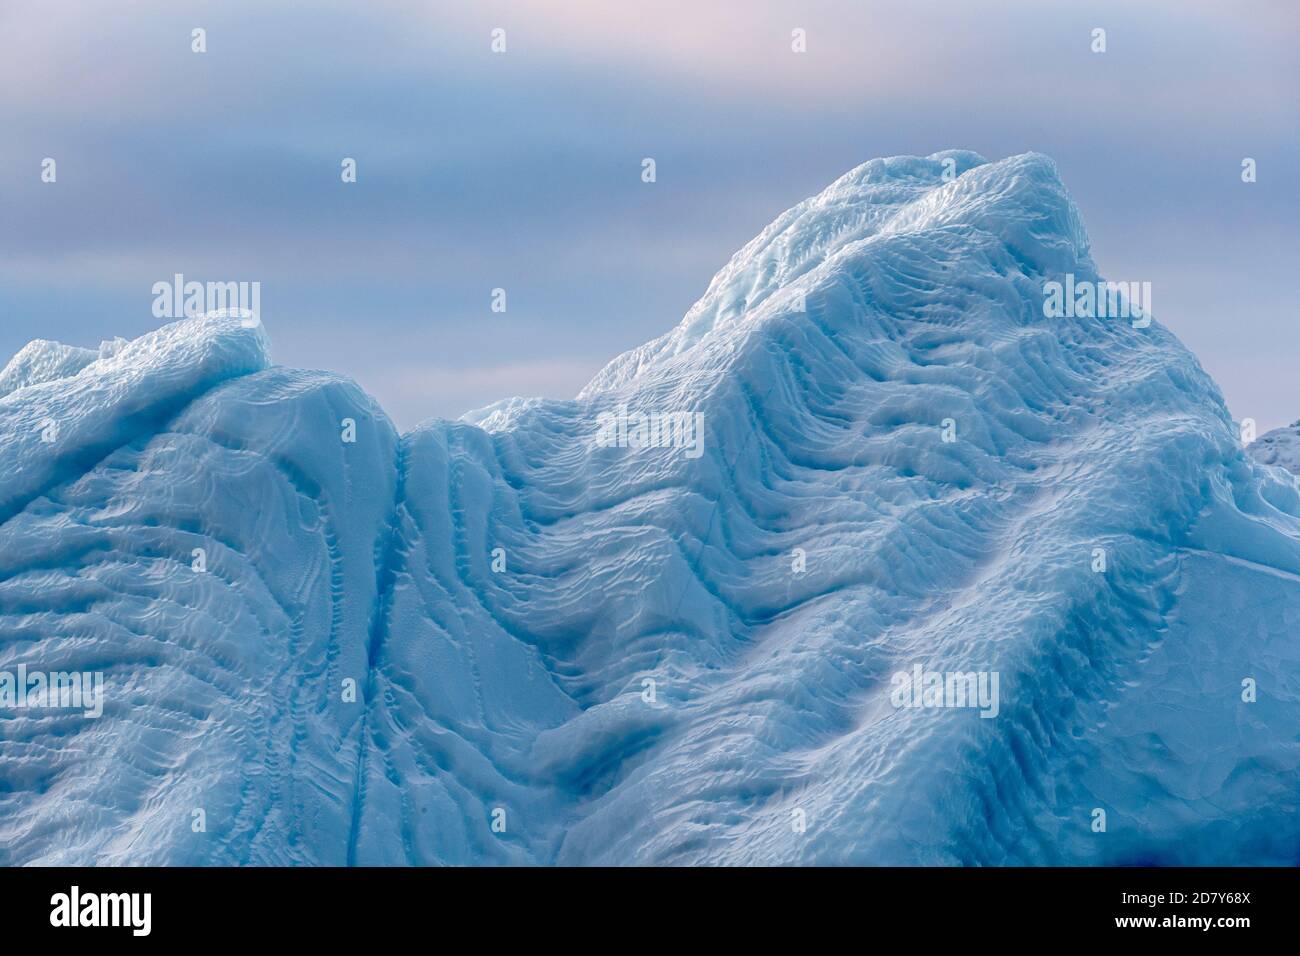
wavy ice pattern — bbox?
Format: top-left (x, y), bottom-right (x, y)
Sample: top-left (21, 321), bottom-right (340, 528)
top-left (1, 152), bottom-right (1297, 866)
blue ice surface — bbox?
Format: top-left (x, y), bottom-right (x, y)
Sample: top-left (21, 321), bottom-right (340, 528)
top-left (1, 152), bottom-right (1297, 865)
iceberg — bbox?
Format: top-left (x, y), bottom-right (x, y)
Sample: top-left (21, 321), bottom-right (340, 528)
top-left (1, 151), bottom-right (1297, 866)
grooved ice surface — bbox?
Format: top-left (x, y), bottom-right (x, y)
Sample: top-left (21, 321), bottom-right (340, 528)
top-left (2, 152), bottom-right (1298, 865)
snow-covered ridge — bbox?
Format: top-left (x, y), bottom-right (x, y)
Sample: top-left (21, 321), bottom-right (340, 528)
top-left (2, 152), bottom-right (1298, 865)
top-left (579, 149), bottom-right (1087, 396)
top-left (1249, 421), bottom-right (1300, 476)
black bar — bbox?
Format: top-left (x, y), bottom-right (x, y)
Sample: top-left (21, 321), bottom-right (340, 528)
top-left (0, 867), bottom-right (1289, 941)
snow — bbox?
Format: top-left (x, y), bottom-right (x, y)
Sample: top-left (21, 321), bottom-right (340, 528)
top-left (1, 152), bottom-right (1297, 865)
top-left (1249, 421), bottom-right (1300, 476)
top-left (0, 340), bottom-right (100, 399)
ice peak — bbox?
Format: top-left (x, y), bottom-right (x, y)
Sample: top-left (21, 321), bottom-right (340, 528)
top-left (0, 314), bottom-right (270, 402)
top-left (581, 151), bottom-right (1091, 398)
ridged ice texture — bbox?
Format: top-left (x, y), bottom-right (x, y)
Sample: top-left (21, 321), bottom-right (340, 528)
top-left (3, 152), bottom-right (1299, 865)
top-left (0, 319), bottom-right (398, 864)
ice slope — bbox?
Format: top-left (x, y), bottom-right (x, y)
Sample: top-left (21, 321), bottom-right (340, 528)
top-left (2, 151), bottom-right (1299, 866)
top-left (0, 321), bottom-right (397, 864)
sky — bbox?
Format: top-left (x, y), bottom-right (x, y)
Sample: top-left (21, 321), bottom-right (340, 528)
top-left (2, 0), bottom-right (1297, 431)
